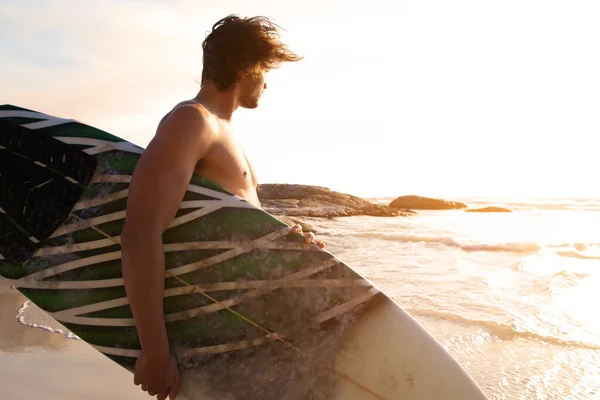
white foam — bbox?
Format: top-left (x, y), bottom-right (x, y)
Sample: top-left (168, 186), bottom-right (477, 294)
top-left (15, 300), bottom-right (80, 340)
top-left (355, 232), bottom-right (542, 253)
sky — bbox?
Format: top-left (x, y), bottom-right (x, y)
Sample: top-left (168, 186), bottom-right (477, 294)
top-left (1, 0), bottom-right (599, 199)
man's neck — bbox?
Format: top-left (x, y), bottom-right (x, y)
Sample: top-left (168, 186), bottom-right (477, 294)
top-left (194, 81), bottom-right (239, 121)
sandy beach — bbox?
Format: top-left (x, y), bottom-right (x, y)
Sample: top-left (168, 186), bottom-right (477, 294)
top-left (0, 292), bottom-right (148, 400)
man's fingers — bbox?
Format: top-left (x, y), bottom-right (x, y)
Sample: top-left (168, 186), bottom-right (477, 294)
top-left (133, 360), bottom-right (142, 386)
top-left (148, 391), bottom-right (157, 397)
top-left (299, 231), bottom-right (325, 248)
top-left (169, 375), bottom-right (181, 400)
top-left (158, 391), bottom-right (169, 400)
top-left (303, 232), bottom-right (315, 243)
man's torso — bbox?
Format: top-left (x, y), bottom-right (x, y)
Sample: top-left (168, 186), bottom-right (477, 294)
top-left (158, 101), bottom-right (260, 208)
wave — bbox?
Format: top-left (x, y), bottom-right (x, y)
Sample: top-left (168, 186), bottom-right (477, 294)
top-left (410, 308), bottom-right (600, 351)
top-left (457, 197), bottom-right (600, 209)
top-left (353, 232), bottom-right (600, 258)
top-left (15, 300), bottom-right (80, 340)
top-left (355, 232), bottom-right (541, 253)
top-left (369, 196), bottom-right (600, 211)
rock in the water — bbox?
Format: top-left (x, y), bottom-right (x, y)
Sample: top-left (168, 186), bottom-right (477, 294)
top-left (258, 184), bottom-right (414, 218)
top-left (389, 195), bottom-right (467, 210)
top-left (465, 206), bottom-right (512, 213)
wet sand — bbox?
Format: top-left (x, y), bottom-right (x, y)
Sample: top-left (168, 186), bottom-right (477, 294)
top-left (0, 293), bottom-right (147, 400)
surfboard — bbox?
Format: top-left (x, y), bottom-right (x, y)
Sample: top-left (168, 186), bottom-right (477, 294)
top-left (0, 104), bottom-right (489, 400)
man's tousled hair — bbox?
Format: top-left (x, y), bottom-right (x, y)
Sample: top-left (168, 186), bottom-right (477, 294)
top-left (201, 15), bottom-right (302, 91)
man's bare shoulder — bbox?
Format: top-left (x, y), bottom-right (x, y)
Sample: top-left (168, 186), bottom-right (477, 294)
top-left (157, 102), bottom-right (211, 132)
top-left (138, 102), bottom-right (217, 166)
top-left (152, 101), bottom-right (218, 147)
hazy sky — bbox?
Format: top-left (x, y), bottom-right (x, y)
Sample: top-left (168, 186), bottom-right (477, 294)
top-left (2, 0), bottom-right (599, 198)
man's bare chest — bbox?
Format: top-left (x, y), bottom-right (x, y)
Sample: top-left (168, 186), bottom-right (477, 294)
top-left (195, 138), bottom-right (258, 190)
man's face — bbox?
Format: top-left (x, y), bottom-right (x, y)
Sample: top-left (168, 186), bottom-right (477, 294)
top-left (238, 69), bottom-right (267, 109)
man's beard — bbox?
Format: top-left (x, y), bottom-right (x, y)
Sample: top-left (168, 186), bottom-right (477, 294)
top-left (240, 99), bottom-right (259, 109)
top-left (239, 91), bottom-right (262, 109)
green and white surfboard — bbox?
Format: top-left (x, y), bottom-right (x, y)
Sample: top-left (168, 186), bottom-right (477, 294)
top-left (0, 105), bottom-right (488, 400)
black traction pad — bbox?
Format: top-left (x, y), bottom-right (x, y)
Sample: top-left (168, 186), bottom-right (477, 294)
top-left (0, 120), bottom-right (97, 264)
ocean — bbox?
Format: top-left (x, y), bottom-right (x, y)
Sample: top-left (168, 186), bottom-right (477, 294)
top-left (313, 196), bottom-right (600, 399)
top-left (1, 196), bottom-right (599, 399)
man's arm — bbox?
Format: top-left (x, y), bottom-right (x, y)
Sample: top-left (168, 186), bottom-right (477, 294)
top-left (121, 106), bottom-right (210, 381)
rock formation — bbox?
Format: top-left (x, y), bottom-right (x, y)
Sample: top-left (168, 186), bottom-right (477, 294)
top-left (258, 184), bottom-right (414, 218)
top-left (389, 195), bottom-right (467, 210)
top-left (465, 206), bottom-right (512, 213)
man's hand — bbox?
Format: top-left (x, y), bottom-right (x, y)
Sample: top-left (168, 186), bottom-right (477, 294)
top-left (292, 225), bottom-right (325, 248)
top-left (134, 352), bottom-right (181, 400)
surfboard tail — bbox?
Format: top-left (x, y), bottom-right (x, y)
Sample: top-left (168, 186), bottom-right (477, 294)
top-left (0, 118), bottom-right (97, 265)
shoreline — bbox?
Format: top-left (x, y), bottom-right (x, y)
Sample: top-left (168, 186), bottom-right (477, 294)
top-left (0, 293), bottom-right (147, 400)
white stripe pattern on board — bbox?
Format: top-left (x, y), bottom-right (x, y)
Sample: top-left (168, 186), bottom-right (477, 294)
top-left (34, 237), bottom-right (122, 256)
top-left (315, 287), bottom-right (380, 324)
top-left (52, 257), bottom-right (341, 326)
top-left (165, 228), bottom-right (292, 278)
top-left (50, 211), bottom-right (127, 238)
top-left (0, 110), bottom-right (56, 121)
top-left (15, 227), bottom-right (294, 289)
top-left (54, 137), bottom-right (144, 155)
top-left (181, 337), bottom-right (271, 357)
top-left (72, 189), bottom-right (130, 211)
top-left (94, 336), bottom-right (273, 359)
top-left (166, 206), bottom-right (220, 229)
top-left (0, 110), bottom-right (75, 130)
top-left (22, 118), bottom-right (76, 129)
top-left (84, 143), bottom-right (142, 155)
top-left (92, 174), bottom-right (238, 203)
top-left (20, 251), bottom-right (122, 282)
top-left (49, 197), bottom-right (253, 240)
top-left (0, 113), bottom-right (142, 157)
top-left (47, 174), bottom-right (253, 239)
top-left (185, 183), bottom-right (241, 202)
top-left (34, 238), bottom-right (320, 257)
top-left (24, 278), bottom-right (126, 290)
top-left (73, 195), bottom-right (233, 215)
top-left (51, 278), bottom-right (371, 322)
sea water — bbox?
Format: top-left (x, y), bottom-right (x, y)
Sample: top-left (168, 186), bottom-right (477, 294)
top-left (3, 197), bottom-right (600, 399)
top-left (313, 196), bottom-right (600, 399)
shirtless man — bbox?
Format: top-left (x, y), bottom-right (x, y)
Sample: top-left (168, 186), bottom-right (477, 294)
top-left (121, 15), bottom-right (322, 400)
